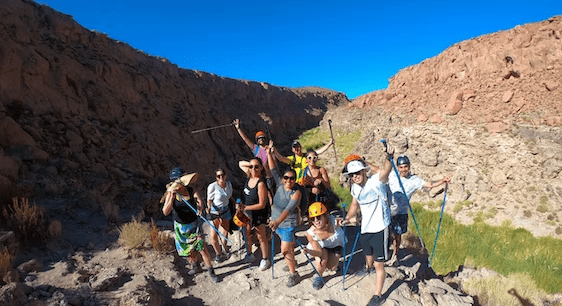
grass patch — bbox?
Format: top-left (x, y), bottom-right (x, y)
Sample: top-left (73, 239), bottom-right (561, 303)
top-left (119, 218), bottom-right (150, 249)
top-left (463, 272), bottom-right (549, 305)
top-left (537, 203), bottom-right (549, 213)
top-left (299, 129), bottom-right (362, 166)
top-left (523, 210), bottom-right (532, 218)
top-left (409, 203), bottom-right (562, 293)
top-left (528, 186), bottom-right (536, 192)
top-left (453, 202), bottom-right (463, 213)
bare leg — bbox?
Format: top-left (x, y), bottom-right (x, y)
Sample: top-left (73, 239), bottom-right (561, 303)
top-left (281, 241), bottom-right (297, 273)
top-left (199, 242), bottom-right (214, 268)
top-left (255, 224), bottom-right (269, 259)
top-left (210, 219), bottom-right (222, 255)
top-left (374, 261), bottom-right (385, 296)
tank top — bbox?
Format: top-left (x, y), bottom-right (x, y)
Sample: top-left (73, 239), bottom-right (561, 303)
top-left (243, 177), bottom-right (270, 216)
top-left (172, 186), bottom-right (198, 224)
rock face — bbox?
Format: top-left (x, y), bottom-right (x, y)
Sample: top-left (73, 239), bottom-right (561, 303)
top-left (351, 16), bottom-right (562, 128)
top-left (0, 0), bottom-right (349, 209)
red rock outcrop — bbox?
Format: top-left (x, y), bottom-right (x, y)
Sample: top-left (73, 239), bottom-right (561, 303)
top-left (351, 16), bottom-right (562, 127)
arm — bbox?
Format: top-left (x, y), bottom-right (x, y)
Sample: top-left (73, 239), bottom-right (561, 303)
top-left (267, 141), bottom-right (277, 171)
top-left (423, 176), bottom-right (451, 189)
top-left (303, 232), bottom-right (325, 259)
top-left (274, 149), bottom-right (291, 165)
top-left (234, 119), bottom-right (255, 150)
top-left (193, 191), bottom-right (203, 215)
top-left (365, 160), bottom-right (381, 173)
top-left (378, 143), bottom-right (395, 183)
top-left (315, 138), bottom-right (334, 155)
top-left (315, 167), bottom-right (331, 189)
top-left (162, 192), bottom-right (174, 216)
top-left (344, 197), bottom-right (359, 224)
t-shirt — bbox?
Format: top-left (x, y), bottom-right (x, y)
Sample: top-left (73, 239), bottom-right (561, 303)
top-left (207, 181), bottom-right (233, 213)
top-left (350, 173), bottom-right (390, 234)
top-left (271, 168), bottom-right (299, 228)
top-left (306, 215), bottom-right (346, 249)
top-left (252, 144), bottom-right (269, 166)
top-left (388, 171), bottom-right (425, 215)
top-left (287, 155), bottom-right (308, 185)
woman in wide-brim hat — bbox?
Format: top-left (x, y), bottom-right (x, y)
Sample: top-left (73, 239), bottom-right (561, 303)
top-left (162, 167), bottom-right (218, 283)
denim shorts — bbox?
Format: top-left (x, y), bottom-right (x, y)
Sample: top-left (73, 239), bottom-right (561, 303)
top-left (275, 226), bottom-right (296, 243)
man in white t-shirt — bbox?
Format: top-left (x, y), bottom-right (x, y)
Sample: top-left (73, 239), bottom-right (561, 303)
top-left (342, 146), bottom-right (394, 306)
top-left (388, 155), bottom-right (450, 265)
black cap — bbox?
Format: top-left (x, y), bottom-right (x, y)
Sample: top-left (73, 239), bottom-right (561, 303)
top-left (292, 141), bottom-right (301, 148)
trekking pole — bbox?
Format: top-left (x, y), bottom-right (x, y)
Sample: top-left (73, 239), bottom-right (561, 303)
top-left (429, 183), bottom-right (448, 268)
top-left (296, 239), bottom-right (326, 287)
top-left (271, 231), bottom-right (275, 279)
top-left (343, 230), bottom-right (361, 287)
top-left (176, 193), bottom-right (235, 246)
top-left (380, 139), bottom-right (426, 251)
top-left (328, 119), bottom-right (338, 165)
top-left (191, 122), bottom-right (235, 134)
top-left (341, 203), bottom-right (347, 291)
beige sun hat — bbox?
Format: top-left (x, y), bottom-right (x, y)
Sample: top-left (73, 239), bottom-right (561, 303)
top-left (167, 172), bottom-right (199, 191)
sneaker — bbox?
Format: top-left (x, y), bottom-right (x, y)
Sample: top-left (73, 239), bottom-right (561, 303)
top-left (208, 268), bottom-right (219, 283)
top-left (259, 259), bottom-right (271, 271)
top-left (312, 276), bottom-right (324, 290)
top-left (356, 266), bottom-right (375, 277)
top-left (366, 295), bottom-right (385, 306)
top-left (187, 262), bottom-right (202, 276)
top-left (286, 272), bottom-right (300, 288)
top-left (246, 253), bottom-right (257, 263)
top-left (214, 254), bottom-right (225, 263)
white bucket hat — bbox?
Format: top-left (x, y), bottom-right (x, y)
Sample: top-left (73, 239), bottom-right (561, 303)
top-left (343, 160), bottom-right (369, 176)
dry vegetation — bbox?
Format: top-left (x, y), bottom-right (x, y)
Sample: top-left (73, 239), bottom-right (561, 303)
top-left (1, 197), bottom-right (46, 242)
top-left (0, 247), bottom-right (12, 280)
top-left (149, 219), bottom-right (174, 253)
top-left (118, 218), bottom-right (151, 249)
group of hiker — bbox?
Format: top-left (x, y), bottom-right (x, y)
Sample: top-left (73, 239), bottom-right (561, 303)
top-left (161, 119), bottom-right (450, 306)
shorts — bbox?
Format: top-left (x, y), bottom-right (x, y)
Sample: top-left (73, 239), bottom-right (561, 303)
top-left (359, 228), bottom-right (390, 262)
top-left (209, 207), bottom-right (232, 221)
top-left (250, 209), bottom-right (269, 227)
top-left (390, 213), bottom-right (408, 235)
top-left (325, 246), bottom-right (343, 256)
top-left (173, 220), bottom-right (204, 257)
top-left (275, 226), bottom-right (296, 243)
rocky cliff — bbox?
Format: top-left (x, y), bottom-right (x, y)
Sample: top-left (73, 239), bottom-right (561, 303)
top-left (0, 0), bottom-right (349, 214)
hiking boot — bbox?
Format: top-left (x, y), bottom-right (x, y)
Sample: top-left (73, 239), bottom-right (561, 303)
top-left (187, 262), bottom-right (202, 276)
top-left (356, 266), bottom-right (375, 277)
top-left (366, 295), bottom-right (385, 306)
top-left (208, 267), bottom-right (219, 283)
top-left (259, 259), bottom-right (271, 271)
top-left (312, 276), bottom-right (324, 290)
top-left (286, 272), bottom-right (300, 288)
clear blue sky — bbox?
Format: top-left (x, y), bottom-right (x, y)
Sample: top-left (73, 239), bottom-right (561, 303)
top-left (37, 0), bottom-right (561, 99)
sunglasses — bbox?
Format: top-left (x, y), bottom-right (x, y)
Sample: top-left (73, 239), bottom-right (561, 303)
top-left (257, 136), bottom-right (266, 141)
top-left (310, 216), bottom-right (323, 221)
top-left (216, 174), bottom-right (225, 178)
top-left (283, 175), bottom-right (296, 181)
top-left (249, 165), bottom-right (261, 169)
top-left (349, 171), bottom-right (362, 177)
top-left (307, 156), bottom-right (318, 161)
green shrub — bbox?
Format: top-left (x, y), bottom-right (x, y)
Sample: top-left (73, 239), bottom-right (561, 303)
top-left (453, 202), bottom-right (463, 213)
top-left (523, 210), bottom-right (532, 218)
top-left (537, 203), bottom-right (549, 213)
top-left (528, 186), bottom-right (536, 192)
top-left (119, 218), bottom-right (150, 249)
top-left (539, 195), bottom-right (548, 205)
top-left (556, 227), bottom-right (562, 235)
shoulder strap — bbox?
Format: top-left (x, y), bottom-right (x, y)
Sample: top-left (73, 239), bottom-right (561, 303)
top-left (254, 145), bottom-right (260, 157)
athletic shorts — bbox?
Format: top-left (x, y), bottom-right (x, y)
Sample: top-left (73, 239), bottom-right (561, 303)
top-left (326, 246), bottom-right (343, 256)
top-left (275, 226), bottom-right (296, 243)
top-left (390, 213), bottom-right (408, 235)
top-left (359, 228), bottom-right (390, 262)
top-left (209, 207), bottom-right (232, 221)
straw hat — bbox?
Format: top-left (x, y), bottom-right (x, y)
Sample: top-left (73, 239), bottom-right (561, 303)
top-left (167, 172), bottom-right (198, 191)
